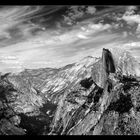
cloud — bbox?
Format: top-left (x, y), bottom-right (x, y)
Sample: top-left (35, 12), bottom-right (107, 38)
top-left (77, 34), bottom-right (88, 39)
top-left (0, 6), bottom-right (43, 44)
top-left (89, 23), bottom-right (111, 31)
top-left (0, 6), bottom-right (66, 46)
top-left (119, 6), bottom-right (140, 25)
top-left (0, 19), bottom-right (120, 73)
top-left (121, 13), bottom-right (140, 37)
top-left (122, 14), bottom-right (140, 25)
top-left (125, 6), bottom-right (137, 15)
top-left (122, 31), bottom-right (128, 38)
top-left (0, 6), bottom-right (139, 73)
top-left (136, 24), bottom-right (140, 34)
top-left (86, 6), bottom-right (96, 15)
top-left (63, 7), bottom-right (85, 25)
top-left (63, 6), bottom-right (96, 25)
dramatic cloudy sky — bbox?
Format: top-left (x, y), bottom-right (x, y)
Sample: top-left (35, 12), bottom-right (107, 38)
top-left (0, 5), bottom-right (140, 73)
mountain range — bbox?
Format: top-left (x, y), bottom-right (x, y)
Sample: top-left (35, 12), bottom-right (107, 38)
top-left (0, 47), bottom-right (140, 135)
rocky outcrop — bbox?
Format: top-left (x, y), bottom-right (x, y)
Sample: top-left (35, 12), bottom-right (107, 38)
top-left (0, 47), bottom-right (140, 135)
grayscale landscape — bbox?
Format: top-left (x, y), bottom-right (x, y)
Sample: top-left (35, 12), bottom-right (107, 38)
top-left (0, 5), bottom-right (140, 135)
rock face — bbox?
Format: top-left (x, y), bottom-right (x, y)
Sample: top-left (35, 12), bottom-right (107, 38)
top-left (0, 48), bottom-right (140, 135)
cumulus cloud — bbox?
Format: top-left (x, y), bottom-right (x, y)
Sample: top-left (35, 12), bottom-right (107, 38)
top-left (63, 6), bottom-right (96, 25)
top-left (116, 6), bottom-right (140, 37)
top-left (63, 6), bottom-right (85, 25)
top-left (120, 6), bottom-right (140, 25)
top-left (121, 13), bottom-right (140, 37)
top-left (86, 6), bottom-right (96, 14)
top-left (122, 14), bottom-right (140, 25)
top-left (125, 6), bottom-right (137, 15)
top-left (89, 23), bottom-right (111, 31)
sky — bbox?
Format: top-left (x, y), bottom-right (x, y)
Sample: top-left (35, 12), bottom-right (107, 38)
top-left (0, 5), bottom-right (140, 73)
